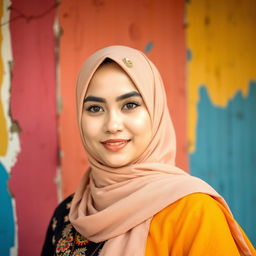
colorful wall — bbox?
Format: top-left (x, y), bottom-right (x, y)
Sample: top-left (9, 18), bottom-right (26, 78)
top-left (187, 0), bottom-right (256, 246)
top-left (0, 0), bottom-right (58, 255)
top-left (0, 0), bottom-right (255, 255)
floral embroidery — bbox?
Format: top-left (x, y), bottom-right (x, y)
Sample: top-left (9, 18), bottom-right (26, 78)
top-left (56, 236), bottom-right (73, 253)
top-left (62, 224), bottom-right (73, 238)
top-left (62, 249), bottom-right (72, 256)
top-left (56, 223), bottom-right (75, 255)
top-left (72, 248), bottom-right (86, 256)
top-left (50, 196), bottom-right (98, 256)
top-left (52, 235), bottom-right (56, 245)
top-left (52, 217), bottom-right (57, 230)
top-left (53, 211), bottom-right (95, 256)
top-left (75, 233), bottom-right (89, 246)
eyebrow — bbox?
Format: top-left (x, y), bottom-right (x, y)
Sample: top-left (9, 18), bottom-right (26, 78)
top-left (83, 96), bottom-right (106, 103)
top-left (116, 91), bottom-right (141, 101)
top-left (83, 91), bottom-right (141, 103)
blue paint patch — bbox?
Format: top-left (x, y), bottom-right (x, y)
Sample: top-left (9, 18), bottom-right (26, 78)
top-left (144, 41), bottom-right (154, 53)
top-left (190, 81), bottom-right (256, 246)
top-left (0, 162), bottom-right (15, 255)
top-left (186, 48), bottom-right (192, 61)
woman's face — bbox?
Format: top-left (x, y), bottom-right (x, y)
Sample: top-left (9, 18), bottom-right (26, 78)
top-left (81, 62), bottom-right (152, 168)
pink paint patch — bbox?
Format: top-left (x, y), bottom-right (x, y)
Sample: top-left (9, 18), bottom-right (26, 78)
top-left (9, 1), bottom-right (58, 255)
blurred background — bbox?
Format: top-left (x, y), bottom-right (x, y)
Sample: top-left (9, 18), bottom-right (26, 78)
top-left (0, 0), bottom-right (255, 255)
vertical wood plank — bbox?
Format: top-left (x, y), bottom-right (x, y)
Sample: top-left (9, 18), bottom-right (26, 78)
top-left (8, 1), bottom-right (58, 255)
top-left (187, 0), bottom-right (256, 245)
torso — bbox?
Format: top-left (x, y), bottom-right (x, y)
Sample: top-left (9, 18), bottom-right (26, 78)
top-left (41, 195), bottom-right (104, 256)
top-left (42, 193), bottom-right (254, 256)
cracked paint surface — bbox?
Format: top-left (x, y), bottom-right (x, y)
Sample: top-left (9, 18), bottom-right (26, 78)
top-left (187, 0), bottom-right (256, 152)
top-left (190, 83), bottom-right (256, 246)
top-left (0, 1), bottom-right (18, 255)
top-left (187, 0), bottom-right (256, 246)
top-left (1, 0), bottom-right (255, 255)
top-left (0, 163), bottom-right (15, 255)
top-left (6, 0), bottom-right (58, 255)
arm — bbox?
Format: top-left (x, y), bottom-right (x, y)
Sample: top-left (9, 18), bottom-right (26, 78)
top-left (174, 193), bottom-right (241, 255)
top-left (146, 193), bottom-right (255, 256)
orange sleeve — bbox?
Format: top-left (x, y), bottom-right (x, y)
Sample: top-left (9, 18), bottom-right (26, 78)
top-left (145, 193), bottom-right (255, 256)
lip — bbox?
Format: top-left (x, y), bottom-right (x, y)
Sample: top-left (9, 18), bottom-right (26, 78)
top-left (101, 139), bottom-right (131, 152)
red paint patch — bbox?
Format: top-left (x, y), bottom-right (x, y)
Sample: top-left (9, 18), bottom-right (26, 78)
top-left (9, 0), bottom-right (58, 255)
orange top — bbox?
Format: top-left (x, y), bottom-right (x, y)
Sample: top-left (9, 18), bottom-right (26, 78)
top-left (146, 193), bottom-right (255, 256)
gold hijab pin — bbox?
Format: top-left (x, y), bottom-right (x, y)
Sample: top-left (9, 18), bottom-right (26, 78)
top-left (122, 57), bottom-right (133, 68)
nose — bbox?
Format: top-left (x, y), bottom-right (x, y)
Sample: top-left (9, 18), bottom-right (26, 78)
top-left (104, 110), bottom-right (123, 134)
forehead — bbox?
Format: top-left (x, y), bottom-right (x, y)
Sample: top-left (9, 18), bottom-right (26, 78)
top-left (85, 62), bottom-right (138, 96)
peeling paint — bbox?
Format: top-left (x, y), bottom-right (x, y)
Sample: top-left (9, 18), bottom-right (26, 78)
top-left (0, 163), bottom-right (15, 256)
top-left (0, 0), bottom-right (20, 172)
top-left (187, 0), bottom-right (256, 152)
top-left (190, 82), bottom-right (256, 246)
top-left (0, 0), bottom-right (8, 156)
top-left (0, 1), bottom-right (19, 255)
top-left (8, 1), bottom-right (58, 255)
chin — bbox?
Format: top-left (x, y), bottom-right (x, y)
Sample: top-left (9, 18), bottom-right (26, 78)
top-left (107, 162), bottom-right (130, 168)
top-left (103, 158), bottom-right (132, 168)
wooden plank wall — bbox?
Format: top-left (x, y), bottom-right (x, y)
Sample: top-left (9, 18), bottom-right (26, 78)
top-left (0, 0), bottom-right (255, 255)
top-left (187, 0), bottom-right (256, 245)
top-left (0, 0), bottom-right (58, 255)
top-left (0, 1), bottom-right (19, 255)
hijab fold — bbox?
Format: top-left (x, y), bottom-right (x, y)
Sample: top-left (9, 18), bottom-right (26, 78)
top-left (69, 45), bottom-right (251, 255)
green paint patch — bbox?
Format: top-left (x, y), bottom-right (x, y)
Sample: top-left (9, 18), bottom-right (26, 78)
top-left (0, 162), bottom-right (15, 255)
top-left (144, 41), bottom-right (154, 53)
top-left (186, 48), bottom-right (192, 61)
top-left (190, 82), bottom-right (256, 246)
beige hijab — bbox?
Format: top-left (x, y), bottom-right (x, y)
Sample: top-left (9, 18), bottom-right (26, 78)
top-left (69, 45), bottom-right (251, 255)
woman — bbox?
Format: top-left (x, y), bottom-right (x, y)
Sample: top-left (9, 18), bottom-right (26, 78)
top-left (42, 45), bottom-right (255, 256)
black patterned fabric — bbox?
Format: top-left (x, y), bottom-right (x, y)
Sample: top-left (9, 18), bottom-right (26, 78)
top-left (41, 195), bottom-right (105, 256)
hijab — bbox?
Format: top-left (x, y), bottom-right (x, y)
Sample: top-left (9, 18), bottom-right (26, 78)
top-left (69, 45), bottom-right (251, 255)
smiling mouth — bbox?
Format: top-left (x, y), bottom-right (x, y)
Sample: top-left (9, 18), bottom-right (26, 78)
top-left (101, 139), bottom-right (131, 152)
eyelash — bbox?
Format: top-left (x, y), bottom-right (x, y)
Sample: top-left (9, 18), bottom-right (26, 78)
top-left (122, 102), bottom-right (140, 110)
top-left (85, 102), bottom-right (141, 113)
top-left (86, 105), bottom-right (104, 113)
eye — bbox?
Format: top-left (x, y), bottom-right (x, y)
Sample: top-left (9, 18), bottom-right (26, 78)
top-left (122, 102), bottom-right (140, 110)
top-left (85, 105), bottom-right (104, 113)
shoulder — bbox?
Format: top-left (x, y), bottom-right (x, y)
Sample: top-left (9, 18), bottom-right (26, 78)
top-left (174, 192), bottom-right (223, 214)
top-left (47, 194), bottom-right (74, 240)
top-left (49, 194), bottom-right (74, 233)
top-left (150, 193), bottom-right (236, 243)
top-left (47, 194), bottom-right (74, 233)
top-left (148, 193), bottom-right (242, 255)
top-left (151, 193), bottom-right (227, 233)
top-left (53, 194), bottom-right (74, 219)
top-left (176, 192), bottom-right (220, 207)
top-left (155, 193), bottom-right (222, 220)
top-left (41, 194), bottom-right (74, 255)
top-left (148, 196), bottom-right (254, 256)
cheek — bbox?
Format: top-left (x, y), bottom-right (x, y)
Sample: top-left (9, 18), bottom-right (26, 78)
top-left (128, 110), bottom-right (152, 136)
top-left (81, 115), bottom-right (101, 142)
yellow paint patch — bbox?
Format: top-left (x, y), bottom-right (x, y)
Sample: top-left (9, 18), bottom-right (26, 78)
top-left (0, 0), bottom-right (8, 156)
top-left (187, 0), bottom-right (256, 152)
